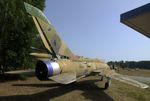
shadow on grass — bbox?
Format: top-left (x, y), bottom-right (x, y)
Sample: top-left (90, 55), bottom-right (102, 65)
top-left (0, 74), bottom-right (28, 82)
top-left (0, 79), bottom-right (114, 101)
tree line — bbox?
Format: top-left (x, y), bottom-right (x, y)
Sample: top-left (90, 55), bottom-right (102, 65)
top-left (0, 0), bottom-right (45, 73)
top-left (107, 61), bottom-right (150, 70)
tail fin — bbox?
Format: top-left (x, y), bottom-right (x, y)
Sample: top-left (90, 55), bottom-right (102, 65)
top-left (24, 2), bottom-right (74, 58)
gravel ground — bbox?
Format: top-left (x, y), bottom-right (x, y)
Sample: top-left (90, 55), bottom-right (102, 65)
top-left (0, 76), bottom-right (114, 101)
top-left (0, 70), bottom-right (150, 101)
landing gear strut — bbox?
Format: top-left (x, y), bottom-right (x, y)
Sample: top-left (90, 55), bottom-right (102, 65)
top-left (100, 76), bottom-right (104, 81)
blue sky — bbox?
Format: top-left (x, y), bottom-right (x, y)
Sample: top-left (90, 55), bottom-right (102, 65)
top-left (44, 0), bottom-right (150, 61)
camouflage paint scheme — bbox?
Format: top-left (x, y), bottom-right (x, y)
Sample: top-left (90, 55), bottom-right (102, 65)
top-left (24, 2), bottom-right (149, 89)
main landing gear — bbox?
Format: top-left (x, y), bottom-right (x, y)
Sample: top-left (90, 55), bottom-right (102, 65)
top-left (100, 75), bottom-right (111, 89)
top-left (104, 77), bottom-right (111, 89)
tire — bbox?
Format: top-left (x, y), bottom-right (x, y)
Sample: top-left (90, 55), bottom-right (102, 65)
top-left (104, 82), bottom-right (109, 89)
top-left (104, 79), bottom-right (111, 89)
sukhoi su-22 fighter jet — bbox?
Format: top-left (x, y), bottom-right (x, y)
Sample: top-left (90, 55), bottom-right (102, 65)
top-left (24, 2), bottom-right (149, 89)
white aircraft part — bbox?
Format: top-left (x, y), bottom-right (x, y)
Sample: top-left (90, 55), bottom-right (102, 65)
top-left (51, 62), bottom-right (61, 75)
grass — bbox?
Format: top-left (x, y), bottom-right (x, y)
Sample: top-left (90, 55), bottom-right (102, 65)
top-left (108, 69), bottom-right (150, 101)
top-left (0, 69), bottom-right (150, 101)
top-left (47, 76), bottom-right (150, 101)
top-left (0, 76), bottom-right (149, 101)
top-left (105, 79), bottom-right (150, 101)
top-left (116, 68), bottom-right (150, 77)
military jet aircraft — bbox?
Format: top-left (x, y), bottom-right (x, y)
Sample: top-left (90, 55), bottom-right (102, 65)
top-left (23, 2), bottom-right (149, 89)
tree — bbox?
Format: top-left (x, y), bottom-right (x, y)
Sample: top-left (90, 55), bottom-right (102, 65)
top-left (0, 0), bottom-right (45, 71)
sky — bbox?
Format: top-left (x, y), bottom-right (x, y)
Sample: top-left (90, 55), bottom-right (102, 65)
top-left (44, 0), bottom-right (150, 62)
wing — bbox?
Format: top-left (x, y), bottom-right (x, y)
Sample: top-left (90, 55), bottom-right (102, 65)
top-left (113, 74), bottom-right (149, 89)
top-left (24, 2), bottom-right (74, 59)
top-left (99, 69), bottom-right (149, 89)
top-left (50, 72), bottom-right (76, 84)
top-left (5, 70), bottom-right (35, 76)
top-left (30, 53), bottom-right (52, 60)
